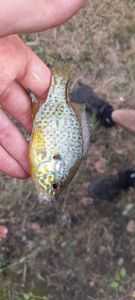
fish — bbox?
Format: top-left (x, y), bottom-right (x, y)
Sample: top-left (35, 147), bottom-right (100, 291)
top-left (29, 59), bottom-right (90, 202)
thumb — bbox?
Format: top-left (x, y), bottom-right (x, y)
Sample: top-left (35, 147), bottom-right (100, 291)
top-left (0, 0), bottom-right (85, 37)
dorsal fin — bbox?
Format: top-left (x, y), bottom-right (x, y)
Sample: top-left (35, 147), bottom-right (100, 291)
top-left (70, 98), bottom-right (90, 156)
top-left (81, 109), bottom-right (90, 156)
top-left (76, 103), bottom-right (90, 156)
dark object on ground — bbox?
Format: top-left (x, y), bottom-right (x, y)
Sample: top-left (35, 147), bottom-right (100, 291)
top-left (88, 170), bottom-right (135, 201)
top-left (88, 174), bottom-right (121, 201)
top-left (70, 82), bottom-right (115, 127)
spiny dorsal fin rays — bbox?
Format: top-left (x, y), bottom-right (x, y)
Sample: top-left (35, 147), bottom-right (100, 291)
top-left (69, 97), bottom-right (82, 121)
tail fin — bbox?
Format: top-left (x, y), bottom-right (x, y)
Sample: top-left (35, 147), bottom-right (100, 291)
top-left (52, 58), bottom-right (73, 80)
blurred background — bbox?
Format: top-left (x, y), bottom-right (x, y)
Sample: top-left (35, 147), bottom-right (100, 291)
top-left (0, 0), bottom-right (135, 299)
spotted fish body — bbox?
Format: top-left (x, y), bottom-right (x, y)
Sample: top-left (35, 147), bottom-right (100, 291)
top-left (29, 60), bottom-right (90, 201)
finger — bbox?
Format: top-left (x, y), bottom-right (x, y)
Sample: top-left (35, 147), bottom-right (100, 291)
top-left (0, 145), bottom-right (28, 178)
top-left (0, 35), bottom-right (51, 99)
top-left (0, 109), bottom-right (29, 174)
top-left (0, 0), bottom-right (85, 37)
top-left (112, 109), bottom-right (135, 133)
top-left (0, 81), bottom-right (32, 133)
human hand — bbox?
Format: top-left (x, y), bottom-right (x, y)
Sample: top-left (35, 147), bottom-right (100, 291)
top-left (0, 35), bottom-right (50, 178)
top-left (0, 0), bottom-right (85, 37)
top-left (112, 109), bottom-right (135, 134)
top-left (0, 0), bottom-right (85, 179)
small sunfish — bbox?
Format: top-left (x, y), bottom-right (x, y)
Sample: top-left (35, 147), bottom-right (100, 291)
top-left (29, 60), bottom-right (90, 202)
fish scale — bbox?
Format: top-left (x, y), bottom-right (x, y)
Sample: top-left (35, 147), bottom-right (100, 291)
top-left (29, 60), bottom-right (90, 201)
top-left (36, 102), bottom-right (82, 173)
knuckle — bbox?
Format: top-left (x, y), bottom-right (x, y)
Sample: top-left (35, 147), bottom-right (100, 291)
top-left (0, 35), bottom-right (28, 84)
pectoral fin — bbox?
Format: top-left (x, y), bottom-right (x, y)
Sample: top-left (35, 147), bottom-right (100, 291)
top-left (29, 92), bottom-right (40, 119)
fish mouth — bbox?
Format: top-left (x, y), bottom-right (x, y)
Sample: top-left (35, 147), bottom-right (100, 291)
top-left (38, 191), bottom-right (55, 203)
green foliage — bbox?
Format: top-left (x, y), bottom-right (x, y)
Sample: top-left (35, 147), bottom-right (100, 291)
top-left (88, 113), bottom-right (100, 128)
top-left (119, 267), bottom-right (127, 278)
top-left (21, 293), bottom-right (35, 300)
top-left (87, 113), bottom-right (100, 143)
top-left (21, 34), bottom-right (34, 43)
top-left (127, 54), bottom-right (135, 81)
top-left (76, 51), bottom-right (94, 71)
top-left (34, 47), bottom-right (54, 66)
top-left (107, 267), bottom-right (127, 293)
top-left (17, 292), bottom-right (49, 300)
top-left (114, 82), bottom-right (127, 93)
top-left (127, 22), bottom-right (135, 34)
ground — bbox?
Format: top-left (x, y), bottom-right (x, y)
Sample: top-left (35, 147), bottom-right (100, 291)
top-left (0, 0), bottom-right (135, 299)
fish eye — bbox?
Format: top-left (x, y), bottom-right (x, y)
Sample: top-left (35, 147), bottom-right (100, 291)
top-left (52, 183), bottom-right (58, 190)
